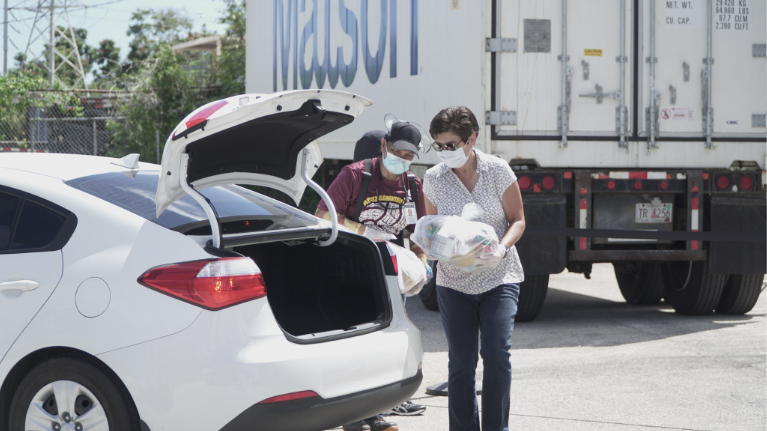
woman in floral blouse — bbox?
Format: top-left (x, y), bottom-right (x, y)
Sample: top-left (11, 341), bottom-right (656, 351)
top-left (422, 106), bottom-right (526, 431)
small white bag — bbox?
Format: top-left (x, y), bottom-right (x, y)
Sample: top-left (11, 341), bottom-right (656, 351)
top-left (387, 243), bottom-right (427, 297)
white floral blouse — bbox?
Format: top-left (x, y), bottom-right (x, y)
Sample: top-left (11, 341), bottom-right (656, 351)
top-left (423, 149), bottom-right (525, 294)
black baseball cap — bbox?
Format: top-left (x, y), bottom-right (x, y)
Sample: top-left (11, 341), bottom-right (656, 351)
top-left (386, 122), bottom-right (421, 158)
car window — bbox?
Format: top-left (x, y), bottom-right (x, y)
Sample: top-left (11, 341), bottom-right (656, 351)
top-left (0, 192), bottom-right (21, 250)
top-left (65, 171), bottom-right (317, 233)
top-left (12, 201), bottom-right (66, 250)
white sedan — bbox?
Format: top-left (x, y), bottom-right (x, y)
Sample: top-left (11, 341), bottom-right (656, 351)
top-left (0, 90), bottom-right (423, 431)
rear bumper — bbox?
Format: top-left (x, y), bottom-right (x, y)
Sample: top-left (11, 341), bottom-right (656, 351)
top-left (98, 292), bottom-right (422, 431)
top-left (220, 370), bottom-right (423, 431)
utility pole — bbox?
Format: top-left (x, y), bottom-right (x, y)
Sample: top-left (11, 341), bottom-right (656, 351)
top-left (49, 0), bottom-right (55, 87)
top-left (3, 0), bottom-right (8, 75)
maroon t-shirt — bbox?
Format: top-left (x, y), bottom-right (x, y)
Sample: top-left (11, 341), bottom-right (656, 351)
top-left (317, 158), bottom-right (426, 235)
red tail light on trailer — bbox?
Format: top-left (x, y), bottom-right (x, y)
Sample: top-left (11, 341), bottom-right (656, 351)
top-left (739, 176), bottom-right (753, 190)
top-left (716, 175), bottom-right (730, 190)
top-left (542, 175), bottom-right (556, 190)
top-left (518, 176), bottom-right (532, 190)
top-left (139, 257), bottom-right (266, 310)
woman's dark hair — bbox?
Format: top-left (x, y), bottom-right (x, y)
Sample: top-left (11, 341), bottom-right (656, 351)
top-left (353, 130), bottom-right (385, 162)
top-left (429, 106), bottom-right (480, 142)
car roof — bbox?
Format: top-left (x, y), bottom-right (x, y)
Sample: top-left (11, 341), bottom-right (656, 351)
top-left (0, 153), bottom-right (158, 180)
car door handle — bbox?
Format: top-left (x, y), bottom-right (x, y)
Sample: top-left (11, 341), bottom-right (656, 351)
top-left (0, 280), bottom-right (40, 292)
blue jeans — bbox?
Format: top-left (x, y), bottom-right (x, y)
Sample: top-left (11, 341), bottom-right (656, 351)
top-left (436, 283), bottom-right (520, 431)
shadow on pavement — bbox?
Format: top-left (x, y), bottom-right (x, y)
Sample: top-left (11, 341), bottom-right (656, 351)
top-left (407, 286), bottom-right (763, 353)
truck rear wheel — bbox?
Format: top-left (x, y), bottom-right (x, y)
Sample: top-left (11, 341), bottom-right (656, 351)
top-left (716, 274), bottom-right (764, 315)
top-left (516, 275), bottom-right (549, 322)
top-left (613, 262), bottom-right (665, 305)
top-left (661, 261), bottom-right (727, 315)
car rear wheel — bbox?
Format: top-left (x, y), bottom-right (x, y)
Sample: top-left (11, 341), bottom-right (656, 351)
top-left (418, 261), bottom-right (439, 311)
top-left (516, 275), bottom-right (549, 322)
top-left (9, 356), bottom-right (139, 431)
top-left (716, 273), bottom-right (765, 315)
top-left (613, 262), bottom-right (665, 305)
top-left (661, 261), bottom-right (727, 315)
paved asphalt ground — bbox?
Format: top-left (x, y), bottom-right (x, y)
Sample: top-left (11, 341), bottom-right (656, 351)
top-left (334, 263), bottom-right (767, 431)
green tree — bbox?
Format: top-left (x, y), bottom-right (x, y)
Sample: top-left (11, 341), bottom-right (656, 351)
top-left (125, 8), bottom-right (195, 67)
top-left (92, 39), bottom-right (122, 81)
top-left (107, 46), bottom-right (214, 161)
top-left (0, 73), bottom-right (82, 145)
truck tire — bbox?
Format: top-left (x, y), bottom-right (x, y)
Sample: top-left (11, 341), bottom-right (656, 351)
top-left (661, 261), bottom-right (727, 315)
top-left (419, 261), bottom-right (439, 311)
top-left (716, 274), bottom-right (764, 315)
top-left (613, 262), bottom-right (665, 305)
top-left (516, 275), bottom-right (549, 322)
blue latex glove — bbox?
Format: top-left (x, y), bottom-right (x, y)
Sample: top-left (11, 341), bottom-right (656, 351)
top-left (425, 263), bottom-right (433, 282)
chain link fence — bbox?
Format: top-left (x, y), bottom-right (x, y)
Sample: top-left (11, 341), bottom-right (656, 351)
top-left (0, 92), bottom-right (127, 156)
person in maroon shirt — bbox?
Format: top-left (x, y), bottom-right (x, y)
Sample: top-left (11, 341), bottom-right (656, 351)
top-left (316, 120), bottom-right (430, 271)
top-left (316, 119), bottom-right (431, 431)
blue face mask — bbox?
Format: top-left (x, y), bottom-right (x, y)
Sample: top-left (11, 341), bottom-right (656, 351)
top-left (382, 150), bottom-right (412, 175)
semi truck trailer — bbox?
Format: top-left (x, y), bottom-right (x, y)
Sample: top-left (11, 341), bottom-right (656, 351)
top-left (246, 0), bottom-right (766, 321)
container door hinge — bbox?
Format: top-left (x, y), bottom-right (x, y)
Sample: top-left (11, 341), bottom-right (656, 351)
top-left (486, 38), bottom-right (517, 53)
top-left (753, 114), bottom-right (767, 128)
top-left (753, 44), bottom-right (766, 58)
top-left (485, 111), bottom-right (517, 126)
top-left (669, 85), bottom-right (677, 105)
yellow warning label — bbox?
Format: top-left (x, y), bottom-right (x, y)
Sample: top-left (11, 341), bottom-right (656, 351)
top-left (584, 49), bottom-right (603, 56)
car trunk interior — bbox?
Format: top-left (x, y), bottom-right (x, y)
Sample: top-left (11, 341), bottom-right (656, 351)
top-left (234, 233), bottom-right (391, 340)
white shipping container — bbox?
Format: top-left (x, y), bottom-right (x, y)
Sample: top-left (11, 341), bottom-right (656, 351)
top-left (246, 0), bottom-right (766, 320)
top-left (246, 0), bottom-right (766, 170)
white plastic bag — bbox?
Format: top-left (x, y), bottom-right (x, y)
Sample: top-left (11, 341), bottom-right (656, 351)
top-left (387, 243), bottom-right (427, 296)
top-left (411, 204), bottom-right (503, 273)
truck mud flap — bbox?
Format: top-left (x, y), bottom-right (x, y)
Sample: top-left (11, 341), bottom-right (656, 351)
top-left (516, 194), bottom-right (566, 275)
top-left (709, 195), bottom-right (766, 274)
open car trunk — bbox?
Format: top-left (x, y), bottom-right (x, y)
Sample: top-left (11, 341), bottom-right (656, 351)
top-left (233, 232), bottom-right (392, 343)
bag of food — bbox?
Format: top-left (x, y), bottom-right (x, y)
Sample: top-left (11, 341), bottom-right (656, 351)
top-left (411, 204), bottom-right (503, 273)
top-left (387, 243), bottom-right (427, 296)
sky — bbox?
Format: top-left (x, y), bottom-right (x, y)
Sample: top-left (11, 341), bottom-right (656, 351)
top-left (3, 0), bottom-right (229, 77)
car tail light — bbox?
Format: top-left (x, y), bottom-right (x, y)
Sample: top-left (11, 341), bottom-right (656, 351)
top-left (633, 181), bottom-right (642, 190)
top-left (518, 176), bottom-right (532, 190)
top-left (139, 257), bottom-right (266, 310)
top-left (716, 175), bottom-right (730, 190)
top-left (660, 181), bottom-right (669, 190)
top-left (257, 390), bottom-right (319, 405)
top-left (542, 175), bottom-right (556, 190)
top-left (390, 254), bottom-right (399, 275)
top-left (739, 176), bottom-right (753, 190)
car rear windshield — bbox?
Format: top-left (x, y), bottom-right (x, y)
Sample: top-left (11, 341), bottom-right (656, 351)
top-left (65, 171), bottom-right (317, 233)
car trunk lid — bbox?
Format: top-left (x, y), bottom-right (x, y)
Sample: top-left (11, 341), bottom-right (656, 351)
top-left (156, 90), bottom-right (372, 248)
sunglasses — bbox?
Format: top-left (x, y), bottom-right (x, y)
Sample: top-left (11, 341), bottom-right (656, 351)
top-left (431, 140), bottom-right (465, 152)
